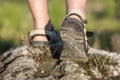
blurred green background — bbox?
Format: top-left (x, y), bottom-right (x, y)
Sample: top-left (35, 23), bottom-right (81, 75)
top-left (0, 0), bottom-right (120, 54)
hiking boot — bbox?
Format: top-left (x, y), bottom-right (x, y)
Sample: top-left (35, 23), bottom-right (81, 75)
top-left (29, 27), bottom-right (63, 58)
top-left (60, 12), bottom-right (89, 62)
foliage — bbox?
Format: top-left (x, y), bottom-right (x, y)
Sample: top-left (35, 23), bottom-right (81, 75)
top-left (0, 0), bottom-right (120, 53)
top-left (115, 0), bottom-right (120, 19)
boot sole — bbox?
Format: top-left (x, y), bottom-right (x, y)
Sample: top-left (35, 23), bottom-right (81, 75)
top-left (60, 18), bottom-right (88, 62)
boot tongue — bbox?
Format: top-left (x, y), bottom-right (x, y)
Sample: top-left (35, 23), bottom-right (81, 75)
top-left (45, 20), bottom-right (54, 31)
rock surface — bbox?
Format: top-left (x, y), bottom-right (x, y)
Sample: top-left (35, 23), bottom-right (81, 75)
top-left (0, 43), bottom-right (120, 80)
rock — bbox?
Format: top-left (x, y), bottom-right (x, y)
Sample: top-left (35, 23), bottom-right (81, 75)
top-left (0, 44), bottom-right (120, 80)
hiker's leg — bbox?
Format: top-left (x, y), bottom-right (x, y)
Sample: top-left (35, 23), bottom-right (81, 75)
top-left (66, 0), bottom-right (86, 20)
top-left (60, 0), bottom-right (88, 62)
top-left (66, 0), bottom-right (88, 49)
top-left (27, 0), bottom-right (51, 41)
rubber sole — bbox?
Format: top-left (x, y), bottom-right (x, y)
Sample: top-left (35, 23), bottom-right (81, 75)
top-left (60, 18), bottom-right (88, 62)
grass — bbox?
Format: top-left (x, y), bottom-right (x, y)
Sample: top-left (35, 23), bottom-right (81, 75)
top-left (0, 0), bottom-right (120, 53)
top-left (77, 54), bottom-right (118, 79)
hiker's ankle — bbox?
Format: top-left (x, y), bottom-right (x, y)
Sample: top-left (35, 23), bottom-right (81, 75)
top-left (34, 19), bottom-right (52, 31)
top-left (67, 9), bottom-right (86, 22)
top-left (33, 36), bottom-right (48, 42)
